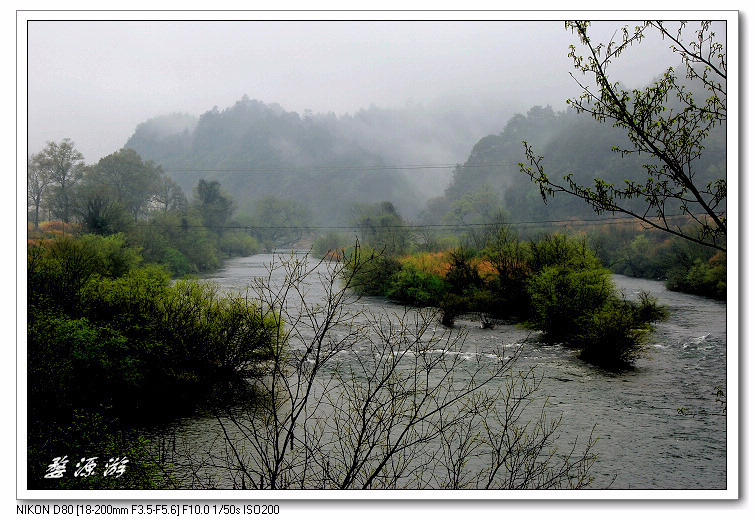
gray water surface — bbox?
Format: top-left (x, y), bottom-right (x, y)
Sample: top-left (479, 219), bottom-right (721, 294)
top-left (156, 253), bottom-right (728, 490)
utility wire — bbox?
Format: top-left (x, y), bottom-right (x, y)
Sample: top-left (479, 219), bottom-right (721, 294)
top-left (162, 163), bottom-right (509, 174)
top-left (125, 213), bottom-right (700, 232)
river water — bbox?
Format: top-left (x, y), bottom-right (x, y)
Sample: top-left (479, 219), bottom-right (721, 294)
top-left (153, 252), bottom-right (728, 491)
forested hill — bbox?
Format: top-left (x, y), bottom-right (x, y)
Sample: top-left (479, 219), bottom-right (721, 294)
top-left (124, 89), bottom-right (724, 230)
top-left (125, 96), bottom-right (411, 224)
top-left (420, 104), bottom-right (726, 229)
top-left (124, 96), bottom-right (510, 224)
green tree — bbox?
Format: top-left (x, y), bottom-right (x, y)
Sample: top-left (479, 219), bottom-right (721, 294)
top-left (74, 181), bottom-right (133, 236)
top-left (153, 173), bottom-right (188, 213)
top-left (245, 195), bottom-right (312, 248)
top-left (87, 148), bottom-right (163, 220)
top-left (192, 179), bottom-right (236, 235)
top-left (33, 139), bottom-right (85, 223)
top-left (136, 210), bottom-right (220, 274)
top-left (442, 183), bottom-right (506, 227)
top-left (27, 155), bottom-right (52, 228)
top-left (350, 201), bottom-right (410, 255)
top-left (521, 21), bottom-right (726, 251)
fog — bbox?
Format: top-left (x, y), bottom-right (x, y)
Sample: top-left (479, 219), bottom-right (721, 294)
top-left (25, 16), bottom-right (689, 164)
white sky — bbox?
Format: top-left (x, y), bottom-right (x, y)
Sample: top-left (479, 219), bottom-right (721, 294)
top-left (23, 13), bottom-right (724, 163)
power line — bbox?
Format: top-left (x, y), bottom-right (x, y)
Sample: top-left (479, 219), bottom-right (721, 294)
top-left (126, 213), bottom-right (699, 232)
top-left (162, 163), bottom-right (510, 174)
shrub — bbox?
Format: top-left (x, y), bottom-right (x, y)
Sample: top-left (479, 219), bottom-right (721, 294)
top-left (79, 233), bottom-right (143, 278)
top-left (27, 234), bottom-right (142, 313)
top-left (27, 314), bottom-right (146, 411)
top-left (576, 293), bottom-right (668, 368)
top-left (218, 231), bottom-right (261, 257)
top-left (161, 247), bottom-right (191, 276)
top-left (343, 246), bottom-right (402, 296)
top-left (136, 211), bottom-right (220, 273)
top-left (313, 231), bottom-right (351, 258)
top-left (155, 280), bottom-right (279, 376)
top-left (27, 234), bottom-right (282, 489)
top-left (575, 300), bottom-right (650, 368)
top-left (484, 238), bottom-right (531, 317)
top-left (667, 251), bottom-right (726, 300)
top-left (528, 233), bottom-right (603, 272)
top-left (613, 234), bottom-right (673, 278)
top-left (387, 264), bottom-right (447, 307)
top-left (635, 291), bottom-right (670, 323)
top-left (438, 293), bottom-right (466, 327)
top-left (526, 265), bottom-right (614, 340)
top-left (30, 236), bottom-right (279, 414)
top-left (445, 248), bottom-right (483, 296)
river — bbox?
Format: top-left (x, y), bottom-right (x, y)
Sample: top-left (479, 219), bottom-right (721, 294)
top-left (150, 252), bottom-right (728, 491)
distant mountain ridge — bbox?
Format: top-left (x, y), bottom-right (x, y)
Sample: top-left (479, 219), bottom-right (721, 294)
top-left (124, 88), bottom-right (724, 230)
top-left (124, 96), bottom-right (513, 224)
top-left (419, 102), bottom-right (725, 228)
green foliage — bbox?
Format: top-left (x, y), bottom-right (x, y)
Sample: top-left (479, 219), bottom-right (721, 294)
top-left (135, 210), bottom-right (220, 275)
top-left (528, 233), bottom-right (603, 272)
top-left (588, 224), bottom-right (726, 300)
top-left (160, 247), bottom-right (190, 276)
top-left (75, 182), bottom-right (134, 236)
top-left (312, 231), bottom-right (352, 258)
top-left (84, 148), bottom-right (164, 220)
top-left (602, 231), bottom-right (674, 279)
top-left (343, 231), bottom-right (666, 369)
top-left (387, 264), bottom-right (447, 307)
top-left (437, 292), bottom-right (467, 328)
top-left (524, 234), bottom-right (668, 367)
top-left (218, 231), bottom-right (261, 257)
top-left (124, 97), bottom-right (419, 226)
top-left (482, 225), bottom-right (531, 316)
top-left (343, 245), bottom-right (402, 297)
top-left (526, 264), bottom-right (614, 340)
top-left (30, 138), bottom-right (85, 223)
top-left (28, 232), bottom-right (283, 487)
top-left (667, 251), bottom-right (726, 300)
top-left (576, 292), bottom-right (667, 368)
top-left (350, 201), bottom-right (411, 256)
top-left (28, 313), bottom-right (146, 412)
top-left (192, 179), bottom-right (236, 235)
top-left (444, 247), bottom-right (484, 297)
top-left (442, 184), bottom-right (507, 228)
top-left (421, 105), bottom-right (597, 227)
top-left (242, 195), bottom-right (312, 248)
top-left (27, 233), bottom-right (142, 314)
top-left (575, 300), bottom-right (650, 368)
top-left (79, 233), bottom-right (143, 277)
top-left (521, 21), bottom-right (726, 251)
top-left (153, 279), bottom-right (280, 377)
top-left (635, 290), bottom-right (670, 323)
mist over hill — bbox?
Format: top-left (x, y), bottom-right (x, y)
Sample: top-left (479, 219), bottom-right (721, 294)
top-left (124, 78), bottom-right (724, 231)
top-left (124, 96), bottom-right (516, 224)
top-left (420, 83), bottom-right (725, 232)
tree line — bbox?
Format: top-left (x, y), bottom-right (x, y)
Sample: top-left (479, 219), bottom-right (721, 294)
top-left (28, 139), bottom-right (319, 276)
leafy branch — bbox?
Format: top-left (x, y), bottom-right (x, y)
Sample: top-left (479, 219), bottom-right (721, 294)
top-left (520, 21), bottom-right (726, 251)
